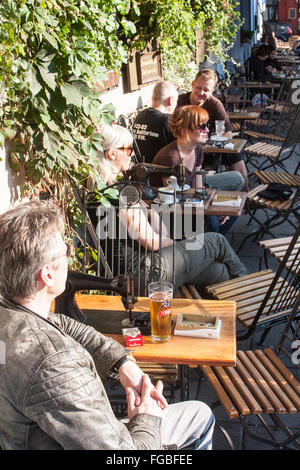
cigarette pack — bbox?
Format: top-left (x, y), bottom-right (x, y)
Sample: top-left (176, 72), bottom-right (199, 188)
top-left (122, 327), bottom-right (143, 347)
top-left (174, 313), bottom-right (221, 339)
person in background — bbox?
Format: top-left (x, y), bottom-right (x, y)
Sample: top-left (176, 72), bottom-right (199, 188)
top-left (97, 123), bottom-right (248, 289)
top-left (152, 105), bottom-right (243, 235)
top-left (247, 44), bottom-right (273, 80)
top-left (176, 69), bottom-right (249, 191)
top-left (132, 81), bottom-right (178, 163)
top-left (265, 45), bottom-right (282, 73)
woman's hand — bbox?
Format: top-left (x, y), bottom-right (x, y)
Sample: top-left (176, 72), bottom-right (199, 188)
top-left (126, 374), bottom-right (166, 421)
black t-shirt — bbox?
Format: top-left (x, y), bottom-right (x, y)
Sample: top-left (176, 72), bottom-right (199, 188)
top-left (132, 108), bottom-right (175, 163)
top-left (248, 56), bottom-right (273, 80)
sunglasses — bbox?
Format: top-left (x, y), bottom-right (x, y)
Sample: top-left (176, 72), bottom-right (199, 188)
top-left (194, 122), bottom-right (209, 131)
top-left (117, 146), bottom-right (134, 156)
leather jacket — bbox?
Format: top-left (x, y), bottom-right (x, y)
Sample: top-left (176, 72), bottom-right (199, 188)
top-left (0, 298), bottom-right (161, 450)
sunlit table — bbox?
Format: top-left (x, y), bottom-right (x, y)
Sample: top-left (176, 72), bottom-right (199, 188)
top-left (75, 294), bottom-right (237, 366)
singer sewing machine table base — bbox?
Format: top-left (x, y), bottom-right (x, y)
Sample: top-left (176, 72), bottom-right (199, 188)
top-left (74, 294), bottom-right (237, 400)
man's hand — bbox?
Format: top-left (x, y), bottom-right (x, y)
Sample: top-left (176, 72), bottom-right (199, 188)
top-left (126, 374), bottom-right (166, 421)
top-left (119, 359), bottom-right (168, 409)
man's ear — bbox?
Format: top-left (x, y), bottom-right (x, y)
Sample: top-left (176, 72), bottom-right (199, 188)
top-left (106, 148), bottom-right (116, 161)
top-left (39, 264), bottom-right (55, 288)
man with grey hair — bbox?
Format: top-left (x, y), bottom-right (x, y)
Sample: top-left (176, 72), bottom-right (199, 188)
top-left (132, 80), bottom-right (178, 163)
top-left (0, 200), bottom-right (215, 450)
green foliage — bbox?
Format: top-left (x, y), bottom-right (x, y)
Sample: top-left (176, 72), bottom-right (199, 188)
top-left (0, 0), bottom-right (136, 194)
top-left (0, 0), bottom-right (242, 196)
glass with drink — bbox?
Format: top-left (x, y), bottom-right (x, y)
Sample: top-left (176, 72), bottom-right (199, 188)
top-left (149, 281), bottom-right (173, 343)
top-left (215, 120), bottom-right (225, 138)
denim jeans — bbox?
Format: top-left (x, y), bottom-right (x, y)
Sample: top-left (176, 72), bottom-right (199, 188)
top-left (160, 231), bottom-right (248, 288)
top-left (205, 215), bottom-right (238, 236)
top-left (161, 401), bottom-right (215, 450)
top-left (205, 171), bottom-right (244, 191)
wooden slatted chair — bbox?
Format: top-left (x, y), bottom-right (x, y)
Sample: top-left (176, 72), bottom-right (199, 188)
top-left (201, 310), bottom-right (300, 449)
top-left (243, 130), bottom-right (285, 143)
top-left (253, 169), bottom-right (300, 187)
top-left (243, 103), bottom-right (300, 171)
top-left (236, 184), bottom-right (300, 253)
top-left (258, 235), bottom-right (300, 272)
top-left (243, 97), bottom-right (298, 145)
top-left (205, 223), bottom-right (300, 345)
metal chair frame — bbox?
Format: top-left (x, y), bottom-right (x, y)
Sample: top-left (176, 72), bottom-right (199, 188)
top-left (201, 293), bottom-right (300, 450)
top-left (207, 222), bottom-right (300, 345)
top-left (244, 104), bottom-right (300, 172)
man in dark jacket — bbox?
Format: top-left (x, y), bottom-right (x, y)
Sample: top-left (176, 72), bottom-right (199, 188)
top-left (0, 200), bottom-right (214, 450)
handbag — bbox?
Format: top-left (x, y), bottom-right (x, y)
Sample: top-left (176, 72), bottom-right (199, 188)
top-left (258, 182), bottom-right (293, 201)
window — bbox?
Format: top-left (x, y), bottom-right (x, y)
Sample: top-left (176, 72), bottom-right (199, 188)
top-left (289, 8), bottom-right (296, 19)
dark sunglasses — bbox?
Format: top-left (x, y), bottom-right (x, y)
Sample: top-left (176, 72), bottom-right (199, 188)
top-left (195, 122), bottom-right (209, 131)
top-left (117, 146), bottom-right (134, 156)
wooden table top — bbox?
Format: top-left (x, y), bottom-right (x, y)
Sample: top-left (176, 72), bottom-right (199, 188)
top-left (227, 111), bottom-right (260, 120)
top-left (181, 188), bottom-right (247, 216)
top-left (203, 138), bottom-right (247, 154)
top-left (74, 294), bottom-right (237, 367)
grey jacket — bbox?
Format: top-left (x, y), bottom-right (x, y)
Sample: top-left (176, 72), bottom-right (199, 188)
top-left (0, 299), bottom-right (161, 450)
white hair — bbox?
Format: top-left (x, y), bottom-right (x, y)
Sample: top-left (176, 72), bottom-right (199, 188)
top-left (97, 123), bottom-right (133, 185)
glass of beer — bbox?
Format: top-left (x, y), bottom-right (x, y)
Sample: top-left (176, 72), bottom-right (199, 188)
top-left (149, 281), bottom-right (173, 343)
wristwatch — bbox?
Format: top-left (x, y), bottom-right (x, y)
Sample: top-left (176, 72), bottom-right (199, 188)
top-left (110, 355), bottom-right (130, 373)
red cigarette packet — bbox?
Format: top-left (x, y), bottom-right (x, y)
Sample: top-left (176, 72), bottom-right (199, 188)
top-left (122, 327), bottom-right (143, 347)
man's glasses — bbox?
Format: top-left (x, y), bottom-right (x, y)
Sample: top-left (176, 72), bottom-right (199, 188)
top-left (54, 243), bottom-right (72, 261)
top-left (117, 146), bottom-right (134, 156)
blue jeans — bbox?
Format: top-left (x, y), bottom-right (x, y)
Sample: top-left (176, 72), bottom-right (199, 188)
top-left (205, 215), bottom-right (238, 236)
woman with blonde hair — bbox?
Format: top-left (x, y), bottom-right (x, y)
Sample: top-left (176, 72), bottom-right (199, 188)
top-left (94, 123), bottom-right (247, 294)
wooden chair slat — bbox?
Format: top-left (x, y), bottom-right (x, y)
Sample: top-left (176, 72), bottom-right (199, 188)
top-left (255, 350), bottom-right (300, 411)
top-left (245, 351), bottom-right (296, 413)
top-left (214, 366), bottom-right (251, 416)
top-left (235, 354), bottom-right (274, 413)
top-left (206, 270), bottom-right (274, 297)
top-left (244, 130), bottom-right (284, 142)
top-left (264, 348), bottom-right (300, 396)
top-left (254, 171), bottom-right (300, 187)
top-left (237, 351), bottom-right (286, 413)
top-left (202, 366), bottom-right (239, 419)
top-left (226, 366), bottom-right (264, 414)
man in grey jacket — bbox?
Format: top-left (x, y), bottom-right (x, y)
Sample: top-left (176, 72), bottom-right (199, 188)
top-left (0, 200), bottom-right (214, 450)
